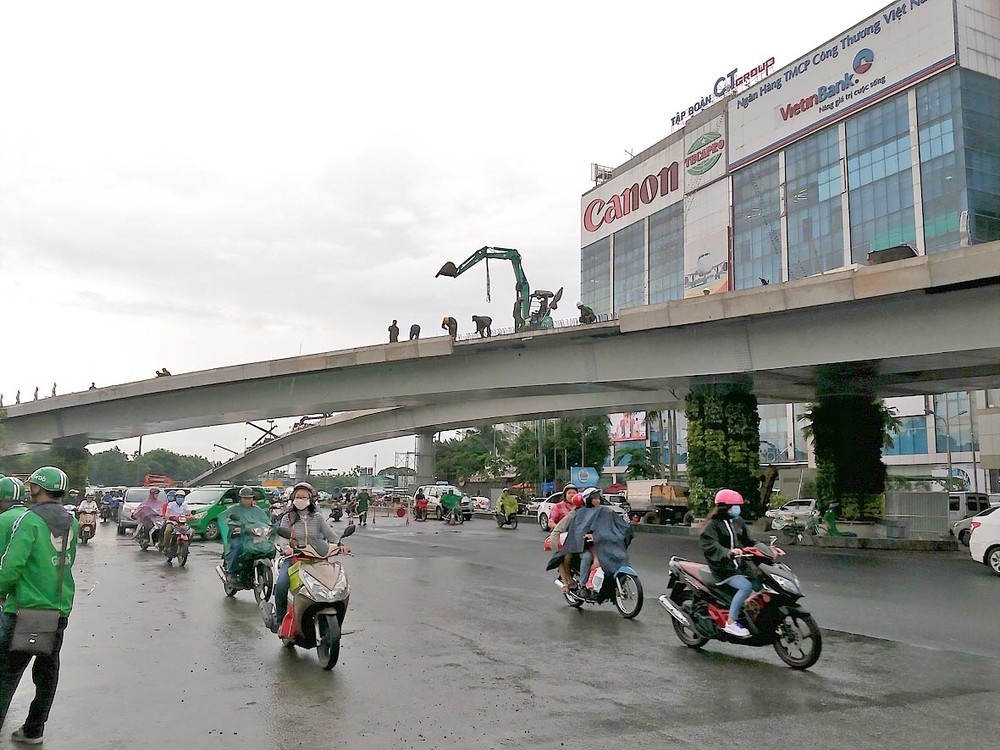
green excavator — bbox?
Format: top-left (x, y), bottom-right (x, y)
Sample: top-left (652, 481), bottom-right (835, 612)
top-left (436, 246), bottom-right (563, 332)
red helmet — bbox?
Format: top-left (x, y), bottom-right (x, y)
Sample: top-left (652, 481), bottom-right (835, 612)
top-left (571, 493), bottom-right (585, 508)
top-left (714, 488), bottom-right (744, 505)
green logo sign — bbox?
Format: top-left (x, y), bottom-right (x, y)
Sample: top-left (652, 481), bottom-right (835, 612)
top-left (685, 131), bottom-right (725, 176)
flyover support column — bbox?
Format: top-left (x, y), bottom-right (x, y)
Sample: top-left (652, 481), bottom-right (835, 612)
top-left (413, 432), bottom-right (436, 490)
top-left (295, 456), bottom-right (309, 483)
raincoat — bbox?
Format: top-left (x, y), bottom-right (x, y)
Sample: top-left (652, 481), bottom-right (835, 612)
top-left (132, 493), bottom-right (163, 527)
top-left (545, 504), bottom-right (633, 577)
top-left (496, 492), bottom-right (518, 517)
top-left (218, 503), bottom-right (275, 564)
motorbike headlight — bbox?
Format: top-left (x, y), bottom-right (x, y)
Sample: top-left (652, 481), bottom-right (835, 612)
top-left (299, 569), bottom-right (349, 602)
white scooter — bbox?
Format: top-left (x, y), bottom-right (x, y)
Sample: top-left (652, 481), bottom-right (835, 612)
top-left (260, 524), bottom-right (355, 670)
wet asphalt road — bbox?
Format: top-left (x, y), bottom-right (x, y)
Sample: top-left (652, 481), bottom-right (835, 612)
top-left (2, 516), bottom-right (997, 750)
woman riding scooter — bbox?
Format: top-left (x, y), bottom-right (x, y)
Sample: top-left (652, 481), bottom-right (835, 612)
top-left (270, 482), bottom-right (343, 632)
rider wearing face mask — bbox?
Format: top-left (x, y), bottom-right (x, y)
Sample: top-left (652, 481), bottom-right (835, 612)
top-left (271, 482), bottom-right (342, 632)
top-left (699, 489), bottom-right (759, 638)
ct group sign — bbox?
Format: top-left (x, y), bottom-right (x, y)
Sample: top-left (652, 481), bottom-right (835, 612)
top-left (728, 0), bottom-right (957, 169)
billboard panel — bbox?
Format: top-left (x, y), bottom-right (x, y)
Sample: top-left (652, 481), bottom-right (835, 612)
top-left (683, 179), bottom-right (731, 297)
top-left (610, 412), bottom-right (647, 442)
top-left (581, 141), bottom-right (685, 245)
top-left (729, 0), bottom-right (957, 170)
top-left (683, 110), bottom-right (728, 190)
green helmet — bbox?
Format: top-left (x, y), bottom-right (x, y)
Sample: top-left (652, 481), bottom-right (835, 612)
top-left (26, 466), bottom-right (69, 493)
top-left (0, 477), bottom-right (24, 503)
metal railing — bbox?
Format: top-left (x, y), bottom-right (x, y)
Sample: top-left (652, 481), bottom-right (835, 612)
top-left (455, 313), bottom-right (618, 342)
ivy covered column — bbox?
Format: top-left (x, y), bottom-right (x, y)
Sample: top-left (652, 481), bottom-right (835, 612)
top-left (685, 382), bottom-right (761, 518)
top-left (802, 363), bottom-right (898, 521)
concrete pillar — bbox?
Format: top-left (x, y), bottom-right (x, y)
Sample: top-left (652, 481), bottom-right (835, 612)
top-left (413, 432), bottom-right (436, 489)
top-left (295, 456), bottom-right (309, 483)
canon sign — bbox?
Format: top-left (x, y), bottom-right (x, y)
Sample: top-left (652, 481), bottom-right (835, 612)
top-left (583, 162), bottom-right (680, 233)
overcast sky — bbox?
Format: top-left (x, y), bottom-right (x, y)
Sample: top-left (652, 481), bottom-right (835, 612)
top-left (0, 0), bottom-right (888, 473)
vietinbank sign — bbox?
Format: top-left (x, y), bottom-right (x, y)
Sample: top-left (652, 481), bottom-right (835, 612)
top-left (728, 0), bottom-right (957, 169)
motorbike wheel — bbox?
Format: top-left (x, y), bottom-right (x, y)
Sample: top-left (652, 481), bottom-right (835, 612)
top-left (223, 581), bottom-right (238, 598)
top-left (316, 614), bottom-right (342, 670)
top-left (253, 563), bottom-right (274, 603)
top-left (563, 589), bottom-right (584, 608)
top-left (671, 596), bottom-right (710, 648)
top-left (177, 539), bottom-right (189, 567)
top-left (614, 573), bottom-right (643, 619)
top-left (495, 514), bottom-right (504, 528)
top-left (138, 536), bottom-right (149, 551)
top-left (80, 533), bottom-right (89, 546)
top-left (510, 514), bottom-right (518, 529)
top-left (773, 611), bottom-right (823, 670)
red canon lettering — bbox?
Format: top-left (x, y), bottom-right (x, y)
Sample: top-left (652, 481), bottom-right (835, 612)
top-left (583, 162), bottom-right (679, 233)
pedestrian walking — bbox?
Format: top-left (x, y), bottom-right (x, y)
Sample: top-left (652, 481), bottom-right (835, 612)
top-left (388, 320), bottom-right (400, 343)
top-left (32, 388), bottom-right (38, 401)
top-left (472, 315), bottom-right (492, 338)
top-left (14, 392), bottom-right (19, 405)
top-left (408, 323), bottom-right (421, 341)
top-left (356, 489), bottom-right (370, 527)
top-left (50, 383), bottom-right (56, 397)
top-left (0, 466), bottom-right (78, 745)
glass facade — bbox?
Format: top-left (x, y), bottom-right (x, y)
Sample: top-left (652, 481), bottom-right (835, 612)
top-left (847, 95), bottom-right (916, 263)
top-left (917, 69), bottom-right (965, 254)
top-left (883, 416), bottom-right (930, 456)
top-left (785, 127), bottom-right (845, 279)
top-left (580, 236), bottom-right (611, 316)
top-left (758, 404), bottom-right (790, 462)
top-left (732, 154), bottom-right (781, 289)
top-left (961, 70), bottom-right (1000, 245)
top-left (612, 222), bottom-right (645, 312)
top-left (648, 202), bottom-right (685, 304)
top-left (933, 391), bottom-right (976, 453)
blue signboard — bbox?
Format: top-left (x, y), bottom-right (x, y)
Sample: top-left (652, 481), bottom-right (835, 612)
top-left (569, 467), bottom-right (600, 488)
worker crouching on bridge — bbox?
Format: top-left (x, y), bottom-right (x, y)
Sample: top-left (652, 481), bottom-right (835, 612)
top-left (472, 315), bottom-right (492, 338)
top-left (441, 317), bottom-right (458, 339)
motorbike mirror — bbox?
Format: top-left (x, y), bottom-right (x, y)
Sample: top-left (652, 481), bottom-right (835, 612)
top-left (340, 524), bottom-right (356, 541)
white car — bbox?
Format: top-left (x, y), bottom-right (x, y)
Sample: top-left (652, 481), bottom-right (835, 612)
top-left (535, 492), bottom-right (628, 531)
top-left (969, 508), bottom-right (1000, 576)
top-left (765, 499), bottom-right (817, 524)
top-left (953, 506), bottom-right (998, 546)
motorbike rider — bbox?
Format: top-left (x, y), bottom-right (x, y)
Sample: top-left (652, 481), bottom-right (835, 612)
top-left (0, 478), bottom-right (27, 548)
top-left (67, 489), bottom-right (80, 506)
top-left (131, 487), bottom-right (163, 540)
top-left (699, 488), bottom-right (783, 638)
top-left (496, 488), bottom-right (518, 523)
top-left (413, 490), bottom-right (428, 519)
top-left (219, 487), bottom-right (264, 580)
top-left (271, 482), bottom-right (346, 632)
top-left (75, 495), bottom-right (99, 517)
top-left (547, 483), bottom-right (579, 531)
top-left (547, 492), bottom-right (584, 592)
top-left (158, 489), bottom-right (190, 552)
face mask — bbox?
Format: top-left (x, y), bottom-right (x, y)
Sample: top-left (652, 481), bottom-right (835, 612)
top-left (292, 498), bottom-right (311, 511)
top-left (729, 505), bottom-right (742, 518)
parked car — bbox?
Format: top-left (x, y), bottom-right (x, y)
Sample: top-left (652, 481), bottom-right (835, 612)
top-left (954, 507), bottom-right (998, 546)
top-left (184, 485), bottom-right (271, 540)
top-left (470, 496), bottom-right (492, 511)
top-left (765, 499), bottom-right (818, 526)
top-left (412, 484), bottom-right (473, 521)
top-left (968, 508), bottom-right (1000, 576)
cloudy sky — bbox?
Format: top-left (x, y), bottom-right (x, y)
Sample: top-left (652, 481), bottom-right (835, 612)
top-left (0, 0), bottom-right (887, 472)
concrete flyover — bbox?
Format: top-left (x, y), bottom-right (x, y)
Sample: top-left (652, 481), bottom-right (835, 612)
top-left (2, 243), bottom-right (998, 457)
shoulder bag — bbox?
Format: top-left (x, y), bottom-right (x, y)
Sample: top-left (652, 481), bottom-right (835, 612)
top-left (10, 526), bottom-right (69, 656)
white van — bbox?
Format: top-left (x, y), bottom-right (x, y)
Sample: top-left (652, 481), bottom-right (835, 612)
top-left (948, 492), bottom-right (991, 527)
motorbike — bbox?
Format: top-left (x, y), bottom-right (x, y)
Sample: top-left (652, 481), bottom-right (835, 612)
top-left (413, 499), bottom-right (429, 522)
top-left (77, 511), bottom-right (98, 545)
top-left (553, 556), bottom-right (643, 619)
top-left (161, 516), bottom-right (193, 566)
top-left (495, 509), bottom-right (519, 529)
top-left (135, 517), bottom-right (163, 551)
top-left (99, 503), bottom-right (114, 523)
top-left (658, 541), bottom-right (822, 670)
top-left (328, 504), bottom-right (343, 523)
top-left (216, 524), bottom-right (277, 602)
top-left (260, 524), bottom-right (355, 671)
top-left (771, 511), bottom-right (825, 543)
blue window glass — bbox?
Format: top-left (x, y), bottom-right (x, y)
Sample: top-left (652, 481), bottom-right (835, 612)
top-left (732, 154), bottom-right (781, 289)
top-left (883, 416), bottom-right (929, 456)
top-left (613, 221), bottom-right (645, 312)
top-left (917, 70), bottom-right (966, 254)
top-left (960, 70), bottom-right (1000, 245)
top-left (846, 95), bottom-right (916, 262)
top-left (581, 236), bottom-right (611, 316)
top-left (785, 127), bottom-right (845, 279)
top-left (648, 202), bottom-right (684, 304)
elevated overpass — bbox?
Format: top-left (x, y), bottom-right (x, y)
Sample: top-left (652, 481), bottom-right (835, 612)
top-left (3, 244), bottom-right (998, 471)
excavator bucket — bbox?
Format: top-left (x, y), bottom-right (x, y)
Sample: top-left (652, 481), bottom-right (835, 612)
top-left (436, 262), bottom-right (459, 278)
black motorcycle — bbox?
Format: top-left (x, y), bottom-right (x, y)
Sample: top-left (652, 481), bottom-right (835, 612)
top-left (495, 510), bottom-right (518, 528)
top-left (328, 505), bottom-right (344, 523)
top-left (658, 542), bottom-right (822, 670)
top-left (99, 503), bottom-right (115, 523)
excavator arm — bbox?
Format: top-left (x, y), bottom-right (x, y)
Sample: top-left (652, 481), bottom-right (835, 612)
top-left (437, 246), bottom-right (532, 329)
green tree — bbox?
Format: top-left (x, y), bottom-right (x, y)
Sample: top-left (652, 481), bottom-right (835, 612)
top-left (615, 446), bottom-right (663, 480)
top-left (434, 427), bottom-right (508, 483)
top-left (89, 448), bottom-right (133, 485)
top-left (505, 417), bottom-right (610, 486)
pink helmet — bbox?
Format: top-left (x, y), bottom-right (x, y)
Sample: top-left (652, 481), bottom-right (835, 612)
top-left (714, 488), bottom-right (744, 505)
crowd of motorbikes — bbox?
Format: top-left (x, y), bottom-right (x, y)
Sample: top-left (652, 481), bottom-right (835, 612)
top-left (83, 483), bottom-right (821, 673)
